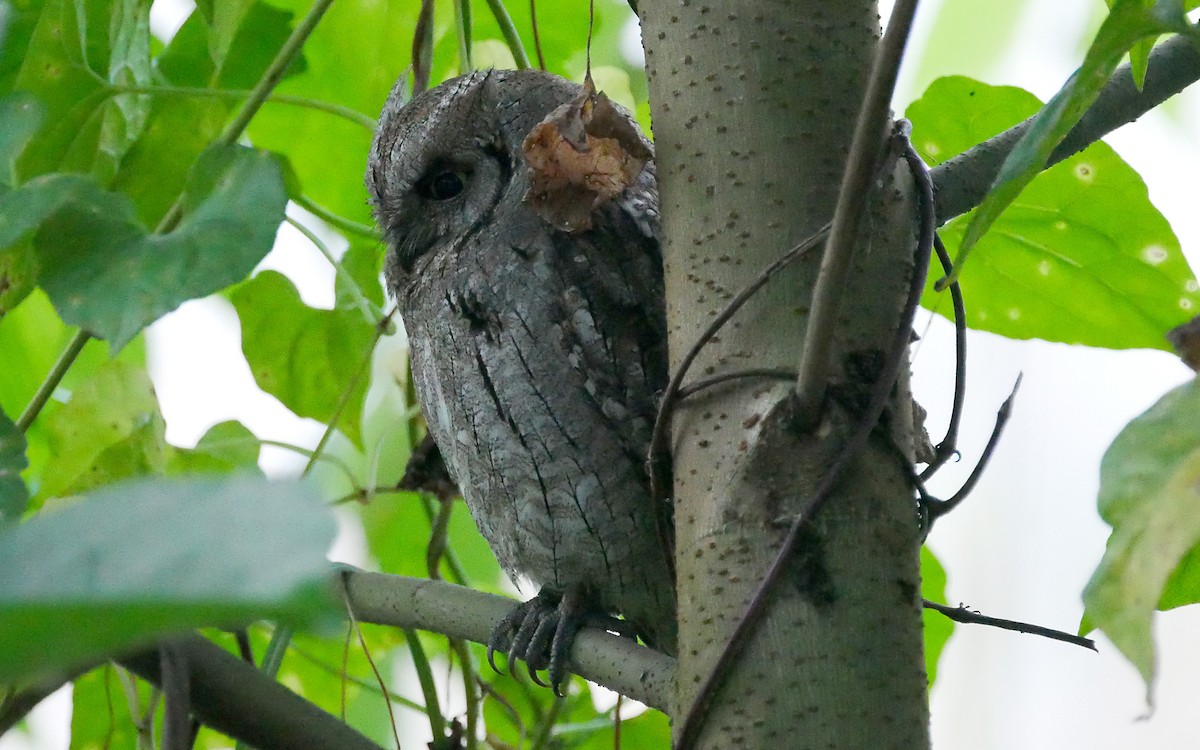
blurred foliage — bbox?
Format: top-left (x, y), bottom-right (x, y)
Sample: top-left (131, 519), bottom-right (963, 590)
top-left (0, 0), bottom-right (1195, 744)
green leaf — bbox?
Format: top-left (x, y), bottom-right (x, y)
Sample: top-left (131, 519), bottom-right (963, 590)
top-left (921, 546), bottom-right (952, 686)
top-left (0, 290), bottom-right (144, 501)
top-left (0, 0), bottom-right (47, 96)
top-left (38, 359), bottom-right (165, 500)
top-left (69, 666), bottom-right (141, 749)
top-left (35, 144), bottom-right (287, 350)
top-left (14, 0), bottom-right (153, 182)
top-left (246, 0), bottom-right (417, 225)
top-left (951, 0), bottom-right (1187, 271)
top-left (1082, 377), bottom-right (1200, 700)
top-left (230, 270), bottom-right (376, 449)
top-left (907, 77), bottom-right (1199, 349)
top-left (0, 91), bottom-right (44, 188)
top-left (0, 474), bottom-right (336, 682)
top-left (0, 408), bottom-right (29, 523)
top-left (112, 2), bottom-right (300, 226)
top-left (167, 420), bottom-right (263, 476)
top-left (0, 174), bottom-right (108, 315)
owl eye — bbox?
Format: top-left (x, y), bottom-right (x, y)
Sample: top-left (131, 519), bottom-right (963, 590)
top-left (420, 170), bottom-right (466, 201)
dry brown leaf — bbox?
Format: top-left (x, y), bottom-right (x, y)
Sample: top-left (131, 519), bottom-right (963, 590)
top-left (522, 78), bottom-right (651, 232)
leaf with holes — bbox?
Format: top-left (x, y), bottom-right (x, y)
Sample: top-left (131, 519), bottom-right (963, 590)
top-left (949, 0), bottom-right (1187, 270)
top-left (35, 145), bottom-right (286, 350)
top-left (908, 76), bottom-right (1198, 349)
top-left (0, 474), bottom-right (336, 682)
top-left (1082, 377), bottom-right (1200, 701)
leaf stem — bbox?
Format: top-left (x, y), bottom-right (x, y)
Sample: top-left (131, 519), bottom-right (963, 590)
top-left (482, 0), bottom-right (532, 69)
top-left (109, 84), bottom-right (378, 132)
top-left (15, 330), bottom-right (90, 432)
top-left (291, 193), bottom-right (378, 238)
top-left (405, 629), bottom-right (448, 742)
top-left (284, 215), bottom-right (382, 324)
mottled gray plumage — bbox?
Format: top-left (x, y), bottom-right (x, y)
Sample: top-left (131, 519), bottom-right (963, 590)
top-left (366, 70), bottom-right (676, 675)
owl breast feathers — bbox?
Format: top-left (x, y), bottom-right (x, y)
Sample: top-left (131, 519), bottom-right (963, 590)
top-left (366, 69), bottom-right (677, 662)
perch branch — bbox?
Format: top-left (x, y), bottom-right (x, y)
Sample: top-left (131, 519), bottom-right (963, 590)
top-left (340, 569), bottom-right (674, 712)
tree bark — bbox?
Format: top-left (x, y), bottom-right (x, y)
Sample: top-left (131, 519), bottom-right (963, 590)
top-left (638, 1), bottom-right (931, 747)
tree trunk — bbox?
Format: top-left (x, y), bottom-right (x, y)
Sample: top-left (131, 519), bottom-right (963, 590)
top-left (637, 1), bottom-right (932, 747)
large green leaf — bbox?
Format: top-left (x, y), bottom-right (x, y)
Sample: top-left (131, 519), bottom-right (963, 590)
top-left (0, 474), bottom-right (336, 682)
top-left (14, 0), bottom-right (152, 182)
top-left (0, 290), bottom-right (144, 500)
top-left (38, 359), bottom-right (165, 500)
top-left (35, 144), bottom-right (286, 350)
top-left (0, 173), bottom-right (108, 316)
top-left (0, 408), bottom-right (29, 523)
top-left (230, 270), bottom-right (376, 448)
top-left (950, 0), bottom-right (1189, 269)
top-left (1082, 377), bottom-right (1200, 699)
top-left (111, 1), bottom-right (299, 226)
top-left (907, 76), bottom-right (1198, 349)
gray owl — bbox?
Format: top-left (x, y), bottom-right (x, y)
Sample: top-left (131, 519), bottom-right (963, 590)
top-left (366, 69), bottom-right (676, 689)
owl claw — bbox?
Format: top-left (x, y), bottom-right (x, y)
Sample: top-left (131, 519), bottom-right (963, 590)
top-left (486, 585), bottom-right (601, 694)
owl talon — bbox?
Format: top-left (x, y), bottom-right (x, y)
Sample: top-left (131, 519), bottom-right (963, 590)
top-left (486, 586), bottom-right (601, 693)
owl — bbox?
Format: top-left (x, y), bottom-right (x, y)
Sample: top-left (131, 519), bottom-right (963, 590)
top-left (366, 69), bottom-right (676, 690)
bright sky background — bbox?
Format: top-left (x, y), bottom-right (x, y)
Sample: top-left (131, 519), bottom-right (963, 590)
top-left (5, 0), bottom-right (1200, 748)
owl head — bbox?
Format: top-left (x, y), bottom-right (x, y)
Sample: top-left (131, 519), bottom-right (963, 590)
top-left (366, 69), bottom-right (584, 289)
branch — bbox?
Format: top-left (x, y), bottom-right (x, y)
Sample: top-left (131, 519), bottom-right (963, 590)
top-left (118, 636), bottom-right (385, 750)
top-left (340, 570), bottom-right (674, 712)
top-left (923, 600), bottom-right (1097, 651)
top-left (792, 0), bottom-right (921, 428)
top-left (930, 33), bottom-right (1200, 224)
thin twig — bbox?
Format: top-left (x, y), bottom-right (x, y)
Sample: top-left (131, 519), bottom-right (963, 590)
top-left (919, 232), bottom-right (967, 478)
top-left (341, 581), bottom-right (404, 750)
top-left (449, 639), bottom-right (481, 750)
top-left (791, 0), bottom-right (922, 429)
top-left (15, 330), bottom-right (90, 431)
top-left (530, 0), bottom-right (547, 70)
top-left (926, 374), bottom-right (1022, 522)
top-left (923, 599), bottom-right (1097, 651)
top-left (676, 368), bottom-right (797, 399)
